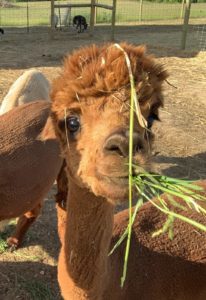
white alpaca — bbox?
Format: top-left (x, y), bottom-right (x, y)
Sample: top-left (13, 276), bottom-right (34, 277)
top-left (52, 10), bottom-right (71, 29)
top-left (62, 8), bottom-right (72, 27)
top-left (53, 13), bottom-right (59, 28)
top-left (0, 69), bottom-right (50, 115)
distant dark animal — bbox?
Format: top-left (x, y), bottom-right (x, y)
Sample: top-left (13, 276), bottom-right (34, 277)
top-left (73, 15), bottom-right (88, 33)
top-left (0, 28), bottom-right (4, 35)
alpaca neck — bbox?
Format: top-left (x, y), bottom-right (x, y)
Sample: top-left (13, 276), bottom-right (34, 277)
top-left (62, 179), bottom-right (114, 299)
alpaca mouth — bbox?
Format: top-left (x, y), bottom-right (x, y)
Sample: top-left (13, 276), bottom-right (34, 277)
top-left (105, 175), bottom-right (129, 186)
top-left (96, 170), bottom-right (129, 186)
top-left (94, 172), bottom-right (130, 201)
top-left (98, 177), bottom-right (129, 202)
top-left (94, 169), bottom-right (143, 201)
top-left (96, 167), bottom-right (141, 186)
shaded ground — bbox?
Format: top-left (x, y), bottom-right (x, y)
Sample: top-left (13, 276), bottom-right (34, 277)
top-left (0, 25), bottom-right (205, 299)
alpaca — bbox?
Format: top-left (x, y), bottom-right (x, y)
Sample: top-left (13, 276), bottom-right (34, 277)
top-left (62, 8), bottom-right (72, 27)
top-left (0, 69), bottom-right (50, 115)
top-left (52, 9), bottom-right (72, 30)
top-left (73, 15), bottom-right (88, 33)
top-left (54, 159), bottom-right (68, 244)
top-left (0, 101), bottom-right (62, 248)
top-left (53, 13), bottom-right (59, 29)
top-left (42, 43), bottom-right (206, 299)
top-left (0, 69), bottom-right (51, 234)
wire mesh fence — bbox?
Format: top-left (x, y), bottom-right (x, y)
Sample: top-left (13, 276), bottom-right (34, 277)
top-left (0, 0), bottom-right (50, 27)
top-left (189, 23), bottom-right (206, 50)
top-left (196, 24), bottom-right (206, 50)
top-left (0, 0), bottom-right (206, 50)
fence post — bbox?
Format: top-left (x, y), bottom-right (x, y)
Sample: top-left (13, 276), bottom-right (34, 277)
top-left (139, 0), bottom-right (143, 22)
top-left (180, 0), bottom-right (185, 19)
top-left (90, 0), bottom-right (96, 36)
top-left (95, 0), bottom-right (98, 24)
top-left (50, 0), bottom-right (55, 39)
top-left (111, 0), bottom-right (117, 41)
top-left (26, 0), bottom-right (29, 33)
top-left (181, 0), bottom-right (192, 50)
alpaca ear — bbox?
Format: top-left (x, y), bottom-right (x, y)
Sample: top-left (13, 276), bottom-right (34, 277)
top-left (38, 117), bottom-right (56, 141)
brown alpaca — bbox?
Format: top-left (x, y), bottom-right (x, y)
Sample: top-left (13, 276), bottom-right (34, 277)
top-left (42, 43), bottom-right (206, 299)
top-left (0, 101), bottom-right (62, 248)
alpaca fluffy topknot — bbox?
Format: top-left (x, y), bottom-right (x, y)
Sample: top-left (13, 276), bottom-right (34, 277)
top-left (51, 43), bottom-right (168, 110)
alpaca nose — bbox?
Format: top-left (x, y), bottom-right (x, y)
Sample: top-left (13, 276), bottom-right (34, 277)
top-left (104, 131), bottom-right (143, 157)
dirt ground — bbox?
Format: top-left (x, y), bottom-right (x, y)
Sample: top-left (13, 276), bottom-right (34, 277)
top-left (0, 25), bottom-right (206, 299)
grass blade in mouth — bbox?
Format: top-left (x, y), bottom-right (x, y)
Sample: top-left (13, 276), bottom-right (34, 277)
top-left (113, 43), bottom-right (136, 287)
top-left (134, 173), bottom-right (206, 233)
top-left (112, 43), bottom-right (148, 287)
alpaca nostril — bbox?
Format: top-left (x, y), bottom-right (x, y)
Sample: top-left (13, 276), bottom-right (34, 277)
top-left (134, 141), bottom-right (144, 153)
top-left (104, 131), bottom-right (145, 157)
top-left (104, 134), bottom-right (128, 157)
top-left (109, 145), bottom-right (121, 152)
top-left (132, 132), bottom-right (144, 154)
top-left (109, 145), bottom-right (125, 156)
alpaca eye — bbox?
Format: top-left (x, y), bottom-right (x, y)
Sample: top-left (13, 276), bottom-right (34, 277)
top-left (67, 116), bottom-right (80, 133)
top-left (147, 113), bottom-right (159, 129)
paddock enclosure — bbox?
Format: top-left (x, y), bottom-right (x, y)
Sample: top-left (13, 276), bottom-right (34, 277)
top-left (0, 0), bottom-right (206, 50)
top-left (0, 9), bottom-right (206, 299)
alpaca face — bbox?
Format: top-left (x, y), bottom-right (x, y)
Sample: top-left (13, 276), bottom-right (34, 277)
top-left (50, 43), bottom-right (168, 203)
